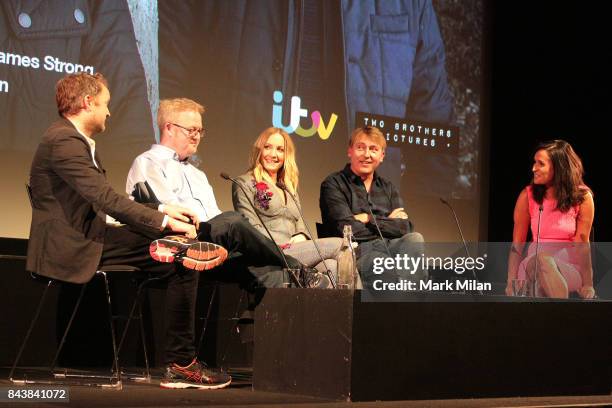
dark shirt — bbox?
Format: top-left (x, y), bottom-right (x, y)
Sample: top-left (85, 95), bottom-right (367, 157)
top-left (320, 164), bottom-right (413, 242)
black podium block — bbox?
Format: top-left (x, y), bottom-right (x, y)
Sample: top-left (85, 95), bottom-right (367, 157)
top-left (253, 289), bottom-right (612, 401)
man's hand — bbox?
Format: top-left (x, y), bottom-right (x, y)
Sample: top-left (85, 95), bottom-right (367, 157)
top-left (163, 204), bottom-right (199, 226)
top-left (289, 234), bottom-right (307, 244)
top-left (354, 213), bottom-right (370, 223)
top-left (389, 208), bottom-right (408, 219)
top-left (167, 217), bottom-right (197, 239)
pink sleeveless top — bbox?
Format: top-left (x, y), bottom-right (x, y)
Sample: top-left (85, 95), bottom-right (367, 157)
top-left (518, 186), bottom-right (579, 273)
top-left (526, 185), bottom-right (579, 243)
top-left (518, 185), bottom-right (586, 288)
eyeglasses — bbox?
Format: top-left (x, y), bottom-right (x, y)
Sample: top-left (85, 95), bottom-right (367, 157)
top-left (170, 122), bottom-right (205, 138)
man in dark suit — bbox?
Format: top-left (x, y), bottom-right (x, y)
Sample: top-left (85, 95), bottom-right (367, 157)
top-left (26, 72), bottom-right (231, 389)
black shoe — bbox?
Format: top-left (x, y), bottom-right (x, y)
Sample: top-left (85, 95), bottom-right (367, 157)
top-left (160, 359), bottom-right (231, 389)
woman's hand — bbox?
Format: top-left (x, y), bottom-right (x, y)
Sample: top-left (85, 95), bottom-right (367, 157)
top-left (578, 285), bottom-right (596, 299)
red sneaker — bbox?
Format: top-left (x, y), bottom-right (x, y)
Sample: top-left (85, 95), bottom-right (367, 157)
top-left (160, 359), bottom-right (231, 389)
top-left (149, 235), bottom-right (196, 263)
top-left (181, 241), bottom-right (228, 271)
top-left (150, 236), bottom-right (228, 271)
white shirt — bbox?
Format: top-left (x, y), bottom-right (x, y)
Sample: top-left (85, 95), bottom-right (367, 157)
top-left (68, 119), bottom-right (99, 168)
top-left (126, 144), bottom-right (222, 222)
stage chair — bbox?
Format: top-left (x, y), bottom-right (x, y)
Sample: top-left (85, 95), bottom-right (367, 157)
top-left (9, 267), bottom-right (134, 389)
top-left (196, 284), bottom-right (249, 367)
top-left (9, 185), bottom-right (151, 388)
top-left (569, 226), bottom-right (602, 299)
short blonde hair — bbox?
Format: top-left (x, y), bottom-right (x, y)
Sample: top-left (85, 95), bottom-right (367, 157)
top-left (349, 126), bottom-right (387, 150)
top-left (248, 127), bottom-right (299, 194)
top-left (157, 98), bottom-right (205, 130)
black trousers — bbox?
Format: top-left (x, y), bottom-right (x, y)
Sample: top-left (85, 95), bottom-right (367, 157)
top-left (99, 211), bottom-right (297, 366)
top-left (199, 211), bottom-right (300, 270)
top-left (100, 224), bottom-right (197, 366)
top-left (201, 212), bottom-right (298, 290)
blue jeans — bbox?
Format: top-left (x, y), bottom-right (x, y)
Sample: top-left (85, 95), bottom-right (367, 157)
top-left (357, 232), bottom-right (427, 286)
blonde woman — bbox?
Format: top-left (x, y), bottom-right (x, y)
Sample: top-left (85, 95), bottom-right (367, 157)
top-left (232, 127), bottom-right (347, 288)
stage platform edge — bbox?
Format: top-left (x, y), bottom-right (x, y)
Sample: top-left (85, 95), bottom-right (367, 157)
top-left (253, 288), bottom-right (612, 401)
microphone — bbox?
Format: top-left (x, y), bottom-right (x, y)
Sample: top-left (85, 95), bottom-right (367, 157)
top-left (365, 193), bottom-right (392, 257)
top-left (532, 204), bottom-right (544, 297)
top-left (440, 197), bottom-right (482, 295)
top-left (220, 172), bottom-right (302, 287)
top-left (277, 181), bottom-right (337, 289)
top-left (365, 196), bottom-right (418, 285)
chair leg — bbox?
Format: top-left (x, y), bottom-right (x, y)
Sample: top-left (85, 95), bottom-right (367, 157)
top-left (100, 272), bottom-right (121, 386)
top-left (137, 300), bottom-right (151, 381)
top-left (9, 280), bottom-right (53, 382)
top-left (195, 283), bottom-right (218, 358)
top-left (51, 282), bottom-right (88, 372)
top-left (117, 281), bottom-right (146, 356)
top-left (116, 271), bottom-right (176, 382)
top-left (116, 278), bottom-right (153, 382)
top-left (133, 270), bottom-right (177, 374)
top-left (233, 291), bottom-right (247, 320)
top-left (219, 290), bottom-right (247, 366)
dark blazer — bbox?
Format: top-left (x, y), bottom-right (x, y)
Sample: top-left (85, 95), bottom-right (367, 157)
top-left (26, 119), bottom-right (165, 284)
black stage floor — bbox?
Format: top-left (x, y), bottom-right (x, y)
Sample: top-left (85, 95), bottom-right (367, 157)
top-left (1, 368), bottom-right (611, 408)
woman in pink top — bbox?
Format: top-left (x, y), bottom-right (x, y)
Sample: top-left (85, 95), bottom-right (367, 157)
top-left (506, 140), bottom-right (595, 299)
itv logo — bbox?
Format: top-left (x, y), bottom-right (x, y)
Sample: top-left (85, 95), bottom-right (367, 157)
top-left (271, 91), bottom-right (338, 140)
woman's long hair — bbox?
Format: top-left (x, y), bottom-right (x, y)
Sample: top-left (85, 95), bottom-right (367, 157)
top-left (248, 127), bottom-right (299, 194)
top-left (531, 139), bottom-right (591, 212)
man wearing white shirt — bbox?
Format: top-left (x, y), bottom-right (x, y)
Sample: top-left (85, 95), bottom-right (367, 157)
top-left (127, 143), bottom-right (221, 222)
top-left (126, 99), bottom-right (221, 223)
top-left (127, 98), bottom-right (312, 288)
